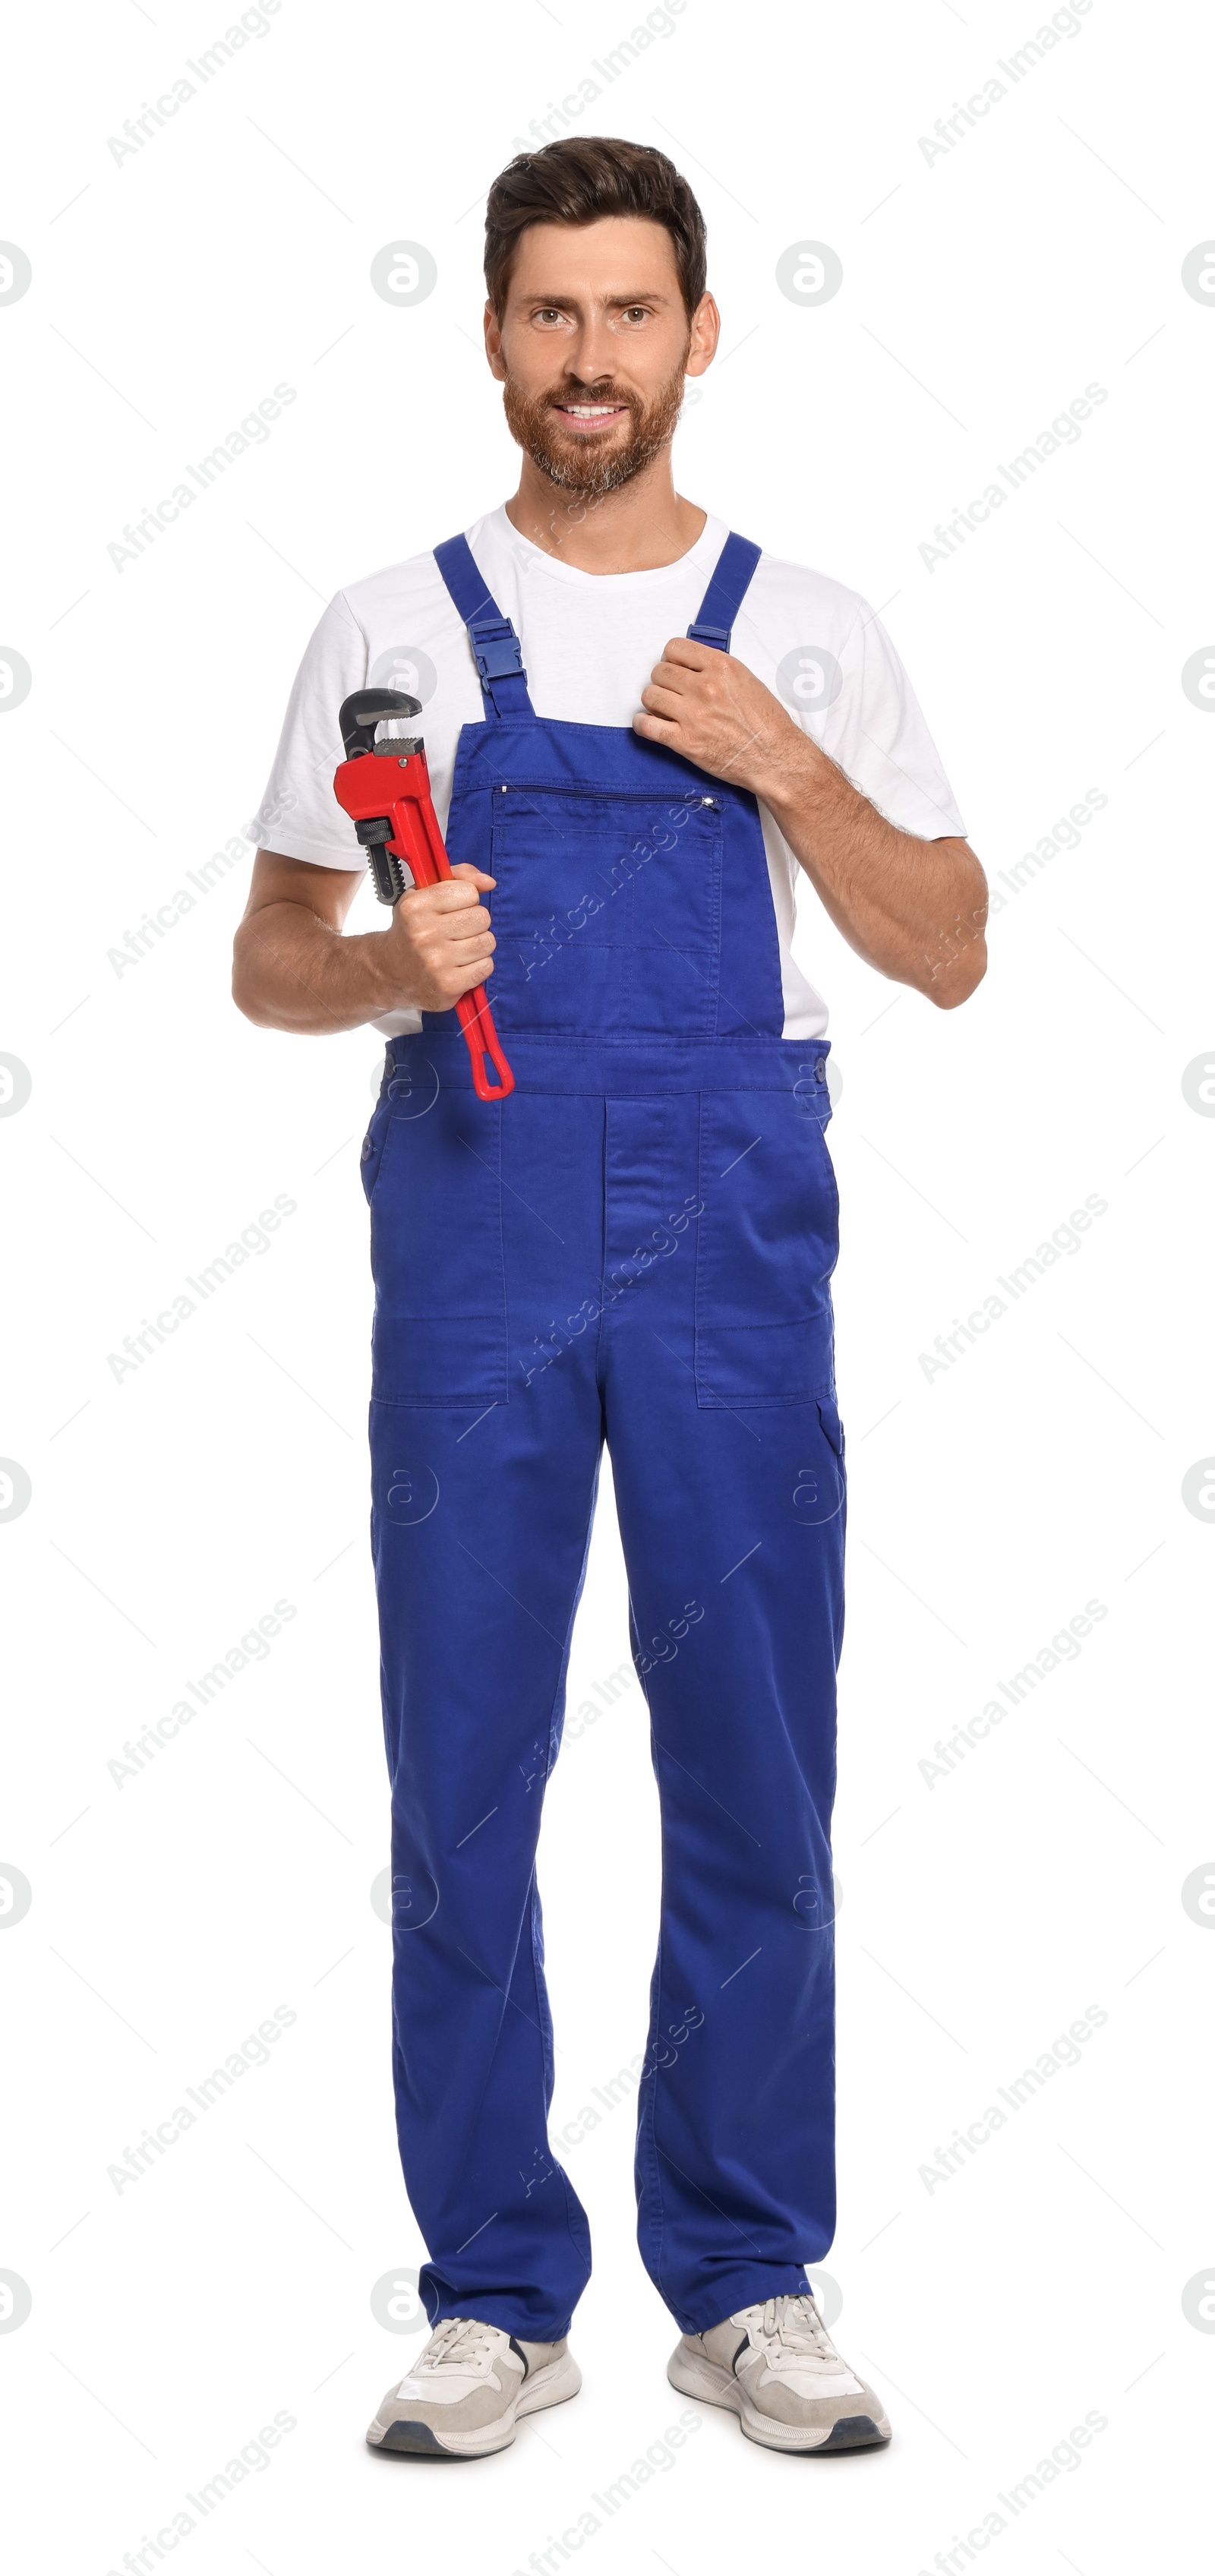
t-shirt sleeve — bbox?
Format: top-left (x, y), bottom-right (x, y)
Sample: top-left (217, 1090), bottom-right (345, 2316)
top-left (246, 591), bottom-right (370, 867)
top-left (822, 601), bottom-right (967, 841)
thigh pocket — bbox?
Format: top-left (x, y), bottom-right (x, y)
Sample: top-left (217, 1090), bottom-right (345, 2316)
top-left (368, 1090), bottom-right (508, 1406)
top-left (694, 1089), bottom-right (838, 1407)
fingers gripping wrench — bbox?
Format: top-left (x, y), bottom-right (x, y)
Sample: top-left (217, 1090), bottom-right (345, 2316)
top-left (333, 687), bottom-right (514, 1102)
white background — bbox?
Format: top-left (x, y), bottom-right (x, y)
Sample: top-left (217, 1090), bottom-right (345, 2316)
top-left (2, 1), bottom-right (1213, 2568)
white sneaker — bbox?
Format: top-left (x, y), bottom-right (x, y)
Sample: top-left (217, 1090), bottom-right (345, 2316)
top-left (668, 2292), bottom-right (890, 2453)
top-left (366, 2317), bottom-right (581, 2458)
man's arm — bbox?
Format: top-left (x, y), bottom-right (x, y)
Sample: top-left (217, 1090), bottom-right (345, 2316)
top-left (634, 640), bottom-right (987, 1009)
top-left (232, 851), bottom-right (498, 1034)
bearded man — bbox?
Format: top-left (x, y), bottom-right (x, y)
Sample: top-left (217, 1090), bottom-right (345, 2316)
top-left (235, 135), bottom-right (986, 2464)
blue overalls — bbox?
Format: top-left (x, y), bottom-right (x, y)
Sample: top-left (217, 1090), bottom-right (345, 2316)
top-left (361, 530), bottom-right (845, 2340)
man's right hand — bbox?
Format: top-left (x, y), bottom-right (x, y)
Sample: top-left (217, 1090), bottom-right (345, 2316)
top-left (383, 863), bottom-right (497, 1011)
top-left (232, 851), bottom-right (499, 1035)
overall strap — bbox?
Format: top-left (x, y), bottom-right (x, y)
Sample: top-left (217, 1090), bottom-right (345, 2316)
top-left (686, 532), bottom-right (763, 653)
top-left (434, 533), bottom-right (535, 718)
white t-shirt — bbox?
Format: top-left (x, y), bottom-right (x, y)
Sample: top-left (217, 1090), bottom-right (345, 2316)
top-left (249, 506), bottom-right (965, 1040)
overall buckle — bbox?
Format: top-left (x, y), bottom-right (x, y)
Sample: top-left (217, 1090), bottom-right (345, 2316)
top-left (469, 616), bottom-right (525, 683)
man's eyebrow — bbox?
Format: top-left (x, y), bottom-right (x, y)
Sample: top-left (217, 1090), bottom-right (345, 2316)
top-left (519, 288), bottom-right (674, 306)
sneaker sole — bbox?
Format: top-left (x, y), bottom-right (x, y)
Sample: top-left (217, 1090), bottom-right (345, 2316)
top-left (368, 2350), bottom-right (582, 2460)
top-left (667, 2348), bottom-right (890, 2454)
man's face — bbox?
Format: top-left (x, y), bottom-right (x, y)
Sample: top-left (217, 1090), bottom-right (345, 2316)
top-left (485, 216), bottom-right (718, 498)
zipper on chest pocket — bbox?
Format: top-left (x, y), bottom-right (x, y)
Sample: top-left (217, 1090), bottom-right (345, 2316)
top-left (494, 787), bottom-right (722, 805)
top-left (493, 785), bottom-right (723, 840)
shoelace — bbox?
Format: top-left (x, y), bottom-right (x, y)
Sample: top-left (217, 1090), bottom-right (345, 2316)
top-left (414, 2317), bottom-right (499, 2376)
top-left (746, 2295), bottom-right (841, 2370)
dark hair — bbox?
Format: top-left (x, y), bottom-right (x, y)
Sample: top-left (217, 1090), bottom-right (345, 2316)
top-left (484, 137), bottom-right (707, 320)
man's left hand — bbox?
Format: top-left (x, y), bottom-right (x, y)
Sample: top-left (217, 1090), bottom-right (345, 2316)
top-left (633, 638), bottom-right (801, 799)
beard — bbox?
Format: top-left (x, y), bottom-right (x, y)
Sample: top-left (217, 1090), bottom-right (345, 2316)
top-left (501, 352), bottom-right (690, 498)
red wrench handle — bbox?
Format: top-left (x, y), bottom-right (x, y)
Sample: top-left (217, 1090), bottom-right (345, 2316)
top-left (380, 780), bottom-right (514, 1103)
top-left (453, 987), bottom-right (516, 1102)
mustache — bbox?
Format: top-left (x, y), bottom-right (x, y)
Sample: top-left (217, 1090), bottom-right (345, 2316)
top-left (544, 382), bottom-right (641, 412)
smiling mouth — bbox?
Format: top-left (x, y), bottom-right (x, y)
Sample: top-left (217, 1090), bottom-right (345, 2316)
top-left (551, 401), bottom-right (630, 430)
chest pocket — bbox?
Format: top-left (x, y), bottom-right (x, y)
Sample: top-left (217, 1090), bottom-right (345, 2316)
top-left (489, 786), bottom-right (723, 1035)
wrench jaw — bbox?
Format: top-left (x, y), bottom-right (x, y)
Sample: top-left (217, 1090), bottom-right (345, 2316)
top-left (335, 688), bottom-right (426, 907)
top-left (338, 686), bottom-right (422, 759)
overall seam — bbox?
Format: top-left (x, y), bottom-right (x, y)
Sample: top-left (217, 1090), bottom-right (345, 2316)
top-left (637, 1920), bottom-right (670, 2299)
top-left (529, 1893), bottom-right (592, 2300)
top-left (593, 1097), bottom-right (609, 1388)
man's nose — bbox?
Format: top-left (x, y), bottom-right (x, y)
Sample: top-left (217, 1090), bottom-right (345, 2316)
top-left (563, 318), bottom-right (618, 381)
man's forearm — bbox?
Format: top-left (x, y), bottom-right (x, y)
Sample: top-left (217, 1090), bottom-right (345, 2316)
top-left (759, 738), bottom-right (987, 1009)
top-left (232, 899), bottom-right (402, 1034)
top-left (634, 640), bottom-right (987, 1010)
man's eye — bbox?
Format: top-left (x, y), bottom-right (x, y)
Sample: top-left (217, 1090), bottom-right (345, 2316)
top-left (622, 306), bottom-right (649, 322)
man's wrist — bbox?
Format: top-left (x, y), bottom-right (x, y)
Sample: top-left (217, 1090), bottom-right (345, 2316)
top-left (349, 920), bottom-right (421, 1021)
top-left (744, 722), bottom-right (841, 828)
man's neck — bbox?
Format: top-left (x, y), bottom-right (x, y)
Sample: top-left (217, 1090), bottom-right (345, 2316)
top-left (503, 454), bottom-right (706, 575)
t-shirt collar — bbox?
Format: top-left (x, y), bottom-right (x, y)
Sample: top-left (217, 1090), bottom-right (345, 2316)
top-left (485, 501), bottom-right (728, 592)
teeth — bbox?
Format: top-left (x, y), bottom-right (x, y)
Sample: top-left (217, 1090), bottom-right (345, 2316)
top-left (563, 405), bottom-right (618, 416)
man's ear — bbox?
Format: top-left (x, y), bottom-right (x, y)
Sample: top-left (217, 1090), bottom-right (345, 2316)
top-left (484, 298), bottom-right (507, 381)
top-left (685, 292), bottom-right (721, 381)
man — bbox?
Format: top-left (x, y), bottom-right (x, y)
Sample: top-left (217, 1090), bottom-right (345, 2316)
top-left (234, 136), bottom-right (986, 2463)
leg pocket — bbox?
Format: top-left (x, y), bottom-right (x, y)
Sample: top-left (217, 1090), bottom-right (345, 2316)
top-left (369, 1089), bottom-right (508, 1406)
top-left (694, 1089), bottom-right (838, 1407)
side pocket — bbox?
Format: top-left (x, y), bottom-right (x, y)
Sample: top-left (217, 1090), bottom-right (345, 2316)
top-left (368, 1089), bottom-right (508, 1407)
top-left (360, 1087), bottom-right (394, 1208)
top-left (808, 1102), bottom-right (840, 1232)
top-left (694, 1089), bottom-right (838, 1407)
top-left (815, 1394), bottom-right (845, 1460)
